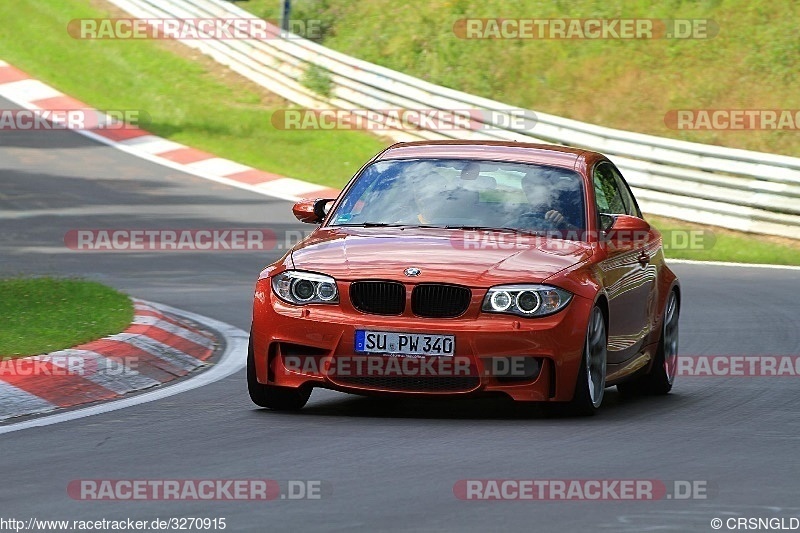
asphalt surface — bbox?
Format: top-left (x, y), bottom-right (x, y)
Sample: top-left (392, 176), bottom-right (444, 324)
top-left (1, 94), bottom-right (800, 532)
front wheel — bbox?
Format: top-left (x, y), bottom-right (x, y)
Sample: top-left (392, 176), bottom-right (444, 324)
top-left (247, 331), bottom-right (310, 410)
top-left (551, 306), bottom-right (607, 416)
top-left (617, 290), bottom-right (679, 396)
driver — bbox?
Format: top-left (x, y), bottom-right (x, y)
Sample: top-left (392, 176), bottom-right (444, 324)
top-left (520, 170), bottom-right (579, 230)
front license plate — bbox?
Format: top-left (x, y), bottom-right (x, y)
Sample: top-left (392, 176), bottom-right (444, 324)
top-left (355, 330), bottom-right (455, 356)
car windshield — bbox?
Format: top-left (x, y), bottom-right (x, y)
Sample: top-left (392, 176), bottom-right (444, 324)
top-left (328, 158), bottom-right (586, 238)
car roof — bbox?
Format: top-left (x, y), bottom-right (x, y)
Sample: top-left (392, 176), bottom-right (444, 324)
top-left (376, 140), bottom-right (605, 171)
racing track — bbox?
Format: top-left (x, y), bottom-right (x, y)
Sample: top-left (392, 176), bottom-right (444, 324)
top-left (1, 94), bottom-right (799, 532)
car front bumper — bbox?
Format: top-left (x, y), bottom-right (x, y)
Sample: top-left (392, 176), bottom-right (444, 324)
top-left (252, 279), bottom-right (593, 402)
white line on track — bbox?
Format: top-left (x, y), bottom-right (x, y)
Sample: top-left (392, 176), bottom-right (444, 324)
top-left (77, 127), bottom-right (307, 202)
top-left (668, 258), bottom-right (800, 271)
top-left (0, 301), bottom-right (247, 435)
top-left (0, 87), bottom-right (306, 203)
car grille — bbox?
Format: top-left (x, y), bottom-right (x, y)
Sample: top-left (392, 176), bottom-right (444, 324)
top-left (334, 375), bottom-right (480, 393)
top-left (350, 281), bottom-right (405, 315)
top-left (350, 281), bottom-right (472, 317)
top-left (411, 284), bottom-right (471, 318)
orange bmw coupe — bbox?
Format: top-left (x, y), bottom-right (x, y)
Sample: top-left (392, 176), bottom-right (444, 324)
top-left (249, 141), bottom-right (680, 415)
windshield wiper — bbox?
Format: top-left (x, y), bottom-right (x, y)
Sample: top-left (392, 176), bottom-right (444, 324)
top-left (336, 222), bottom-right (453, 229)
top-left (445, 225), bottom-right (546, 237)
top-left (335, 222), bottom-right (543, 235)
top-left (335, 222), bottom-right (403, 228)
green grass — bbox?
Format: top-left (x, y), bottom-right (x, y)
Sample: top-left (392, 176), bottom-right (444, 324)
top-left (243, 0), bottom-right (799, 157)
top-left (244, 0), bottom-right (800, 264)
top-left (0, 278), bottom-right (134, 358)
top-left (0, 0), bottom-right (385, 187)
top-left (648, 215), bottom-right (800, 266)
top-left (302, 63), bottom-right (333, 97)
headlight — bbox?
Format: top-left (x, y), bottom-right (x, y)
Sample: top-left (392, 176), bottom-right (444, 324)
top-left (482, 284), bottom-right (572, 317)
top-left (272, 271), bottom-right (339, 305)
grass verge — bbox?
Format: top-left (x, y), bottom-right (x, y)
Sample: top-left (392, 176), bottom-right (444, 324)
top-left (0, 278), bottom-right (133, 358)
top-left (0, 0), bottom-right (385, 187)
top-left (244, 0), bottom-right (800, 157)
top-left (647, 215), bottom-right (800, 266)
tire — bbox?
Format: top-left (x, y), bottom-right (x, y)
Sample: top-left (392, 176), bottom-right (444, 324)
top-left (617, 290), bottom-right (679, 397)
top-left (247, 331), bottom-right (310, 410)
top-left (549, 306), bottom-right (607, 416)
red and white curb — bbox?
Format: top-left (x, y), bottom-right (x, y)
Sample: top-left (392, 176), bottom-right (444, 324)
top-left (0, 59), bottom-right (341, 202)
top-left (0, 299), bottom-right (218, 422)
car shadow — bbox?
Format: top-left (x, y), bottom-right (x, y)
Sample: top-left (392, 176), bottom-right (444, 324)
top-left (252, 388), bottom-right (690, 421)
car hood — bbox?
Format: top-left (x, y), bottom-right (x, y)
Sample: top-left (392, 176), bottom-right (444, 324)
top-left (289, 227), bottom-right (592, 287)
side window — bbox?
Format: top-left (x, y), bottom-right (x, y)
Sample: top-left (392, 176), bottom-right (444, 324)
top-left (607, 165), bottom-right (641, 218)
top-left (592, 163), bottom-right (627, 215)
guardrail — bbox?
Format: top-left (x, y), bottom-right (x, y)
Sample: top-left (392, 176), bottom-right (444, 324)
top-left (108, 0), bottom-right (800, 238)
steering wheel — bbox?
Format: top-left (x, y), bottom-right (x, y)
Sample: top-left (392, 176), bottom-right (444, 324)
top-left (505, 210), bottom-right (563, 232)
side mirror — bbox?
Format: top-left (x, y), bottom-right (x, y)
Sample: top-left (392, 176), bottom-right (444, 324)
top-left (292, 198), bottom-right (335, 224)
top-left (603, 214), bottom-right (651, 247)
top-left (599, 213), bottom-right (615, 232)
